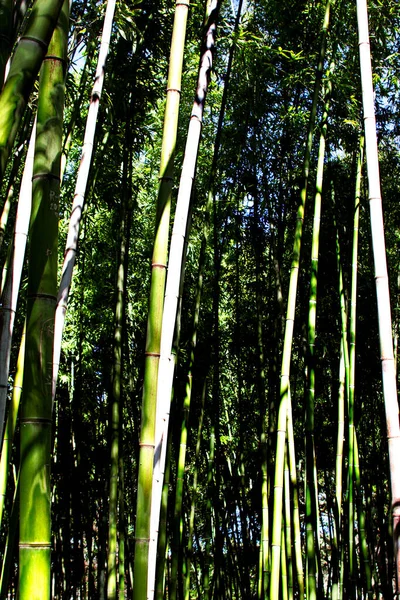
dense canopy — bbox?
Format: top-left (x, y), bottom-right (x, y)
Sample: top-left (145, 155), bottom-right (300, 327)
top-left (0, 0), bottom-right (399, 598)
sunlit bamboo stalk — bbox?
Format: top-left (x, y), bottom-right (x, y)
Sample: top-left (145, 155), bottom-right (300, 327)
top-left (356, 0), bottom-right (400, 589)
top-left (133, 0), bottom-right (189, 594)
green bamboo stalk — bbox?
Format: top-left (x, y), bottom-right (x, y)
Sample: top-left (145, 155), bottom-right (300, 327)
top-left (150, 2), bottom-right (221, 593)
top-left (332, 157), bottom-right (355, 599)
top-left (132, 0), bottom-right (189, 595)
top-left (169, 389), bottom-right (190, 600)
top-left (284, 448), bottom-right (293, 600)
top-left (332, 340), bottom-right (345, 600)
top-left (256, 197), bottom-right (269, 600)
top-left (0, 470), bottom-right (18, 598)
top-left (0, 0), bottom-right (65, 187)
top-left (269, 3), bottom-right (331, 597)
top-left (281, 527), bottom-right (288, 600)
top-left (107, 160), bottom-right (130, 600)
top-left (353, 434), bottom-right (373, 596)
top-left (345, 139), bottom-right (365, 597)
top-left (19, 3), bottom-right (68, 597)
top-left (184, 377), bottom-right (207, 600)
top-left (305, 70), bottom-right (333, 599)
top-left (118, 454), bottom-right (126, 600)
top-left (286, 389), bottom-right (304, 598)
top-left (347, 337), bottom-right (356, 595)
top-left (204, 422), bottom-right (215, 600)
top-left (349, 135), bottom-right (373, 597)
top-left (173, 212), bottom-right (210, 600)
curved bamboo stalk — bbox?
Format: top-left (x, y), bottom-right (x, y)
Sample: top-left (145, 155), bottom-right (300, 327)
top-left (356, 0), bottom-right (400, 590)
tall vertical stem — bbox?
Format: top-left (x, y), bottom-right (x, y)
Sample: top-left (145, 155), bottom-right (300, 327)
top-left (132, 1), bottom-right (189, 595)
top-left (269, 3), bottom-right (331, 596)
top-left (356, 0), bottom-right (400, 590)
top-left (53, 0), bottom-right (117, 399)
top-left (0, 0), bottom-right (65, 186)
top-left (19, 3), bottom-right (68, 597)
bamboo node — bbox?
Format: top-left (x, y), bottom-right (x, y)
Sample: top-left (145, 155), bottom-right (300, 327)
top-left (19, 543), bottom-right (51, 549)
top-left (44, 55), bottom-right (68, 67)
top-left (20, 418), bottom-right (52, 425)
top-left (27, 292), bottom-right (56, 302)
top-left (19, 35), bottom-right (48, 51)
top-left (32, 172), bottom-right (60, 182)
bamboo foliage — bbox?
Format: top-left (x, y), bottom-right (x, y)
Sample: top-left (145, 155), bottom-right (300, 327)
top-left (0, 0), bottom-right (399, 596)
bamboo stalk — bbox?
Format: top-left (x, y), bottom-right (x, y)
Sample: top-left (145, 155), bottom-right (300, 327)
top-left (53, 0), bottom-right (117, 400)
top-left (19, 3), bottom-right (68, 596)
top-left (305, 74), bottom-right (331, 600)
top-left (0, 0), bottom-right (65, 186)
top-left (0, 120), bottom-right (35, 441)
top-left (356, 0), bottom-right (400, 590)
top-left (269, 3), bottom-right (331, 596)
top-left (132, 0), bottom-right (189, 594)
top-left (149, 1), bottom-right (221, 596)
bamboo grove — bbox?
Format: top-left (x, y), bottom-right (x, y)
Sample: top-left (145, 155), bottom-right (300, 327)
top-left (0, 0), bottom-right (399, 597)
